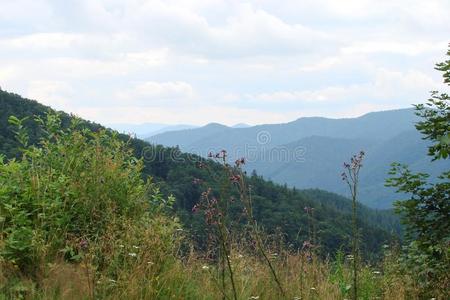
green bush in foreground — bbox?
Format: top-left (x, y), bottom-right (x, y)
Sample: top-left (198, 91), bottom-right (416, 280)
top-left (386, 46), bottom-right (450, 298)
top-left (0, 113), bottom-right (186, 298)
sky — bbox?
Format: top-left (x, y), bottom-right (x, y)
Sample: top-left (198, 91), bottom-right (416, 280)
top-left (0, 0), bottom-right (449, 126)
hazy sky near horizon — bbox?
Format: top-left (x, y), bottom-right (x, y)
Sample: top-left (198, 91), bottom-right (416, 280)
top-left (0, 0), bottom-right (449, 126)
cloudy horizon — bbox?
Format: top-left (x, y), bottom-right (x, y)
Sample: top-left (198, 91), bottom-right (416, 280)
top-left (1, 0), bottom-right (449, 126)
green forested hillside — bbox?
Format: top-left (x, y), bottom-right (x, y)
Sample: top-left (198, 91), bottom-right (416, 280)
top-left (0, 89), bottom-right (399, 258)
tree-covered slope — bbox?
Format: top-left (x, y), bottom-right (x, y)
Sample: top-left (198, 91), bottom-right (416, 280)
top-left (0, 89), bottom-right (399, 258)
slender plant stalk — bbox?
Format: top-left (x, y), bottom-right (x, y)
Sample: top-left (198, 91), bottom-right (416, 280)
top-left (219, 157), bottom-right (237, 300)
top-left (201, 153), bottom-right (285, 298)
top-left (83, 255), bottom-right (94, 300)
top-left (351, 181), bottom-right (358, 300)
top-left (238, 174), bottom-right (286, 297)
top-left (200, 162), bottom-right (237, 300)
top-left (217, 222), bottom-right (238, 300)
top-left (342, 151), bottom-right (364, 300)
top-left (254, 227), bottom-right (286, 297)
top-left (221, 254), bottom-right (226, 300)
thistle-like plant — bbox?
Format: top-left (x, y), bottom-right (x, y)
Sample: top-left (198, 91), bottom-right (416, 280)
top-left (341, 150), bottom-right (365, 300)
top-left (193, 150), bottom-right (238, 300)
top-left (194, 151), bottom-right (286, 298)
top-left (230, 157), bottom-right (286, 297)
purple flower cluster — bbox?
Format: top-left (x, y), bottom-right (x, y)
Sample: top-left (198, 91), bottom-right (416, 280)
top-left (229, 174), bottom-right (241, 183)
top-left (235, 157), bottom-right (245, 167)
top-left (349, 150), bottom-right (365, 169)
top-left (304, 206), bottom-right (314, 214)
top-left (79, 238), bottom-right (89, 250)
top-left (192, 203), bottom-right (200, 213)
top-left (208, 149), bottom-right (227, 159)
top-left (197, 162), bottom-right (206, 169)
top-left (192, 178), bottom-right (203, 185)
top-left (341, 150), bottom-right (365, 181)
top-left (191, 188), bottom-right (222, 225)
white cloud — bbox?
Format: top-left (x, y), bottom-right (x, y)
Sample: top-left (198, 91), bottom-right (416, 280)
top-left (246, 68), bottom-right (440, 106)
top-left (245, 85), bottom-right (366, 105)
top-left (372, 68), bottom-right (442, 100)
top-left (104, 1), bottom-right (337, 59)
top-left (0, 33), bottom-right (84, 50)
top-left (0, 66), bottom-right (18, 82)
top-left (0, 0), bottom-right (448, 126)
top-left (342, 41), bottom-right (447, 56)
top-left (116, 81), bottom-right (195, 106)
top-left (26, 80), bottom-right (74, 110)
top-left (72, 104), bottom-right (301, 126)
top-left (0, 0), bottom-right (53, 24)
top-left (123, 49), bottom-right (169, 66)
top-left (298, 56), bottom-right (343, 72)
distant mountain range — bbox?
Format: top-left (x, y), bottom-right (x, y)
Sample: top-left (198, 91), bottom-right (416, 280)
top-left (106, 123), bottom-right (198, 139)
top-left (107, 123), bottom-right (251, 138)
top-left (147, 109), bottom-right (446, 209)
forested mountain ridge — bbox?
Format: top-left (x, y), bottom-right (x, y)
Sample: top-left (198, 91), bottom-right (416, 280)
top-left (149, 108), bottom-right (419, 149)
top-left (0, 89), bottom-right (400, 258)
top-left (148, 108), bottom-right (445, 208)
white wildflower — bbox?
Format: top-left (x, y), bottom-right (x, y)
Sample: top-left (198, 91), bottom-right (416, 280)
top-left (372, 271), bottom-right (381, 275)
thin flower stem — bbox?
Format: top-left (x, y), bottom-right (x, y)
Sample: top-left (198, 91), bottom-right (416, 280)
top-left (217, 223), bottom-right (238, 300)
top-left (342, 151), bottom-right (364, 300)
top-left (237, 171), bottom-right (286, 298)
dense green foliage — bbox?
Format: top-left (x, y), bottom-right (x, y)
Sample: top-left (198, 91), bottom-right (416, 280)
top-left (0, 112), bottom-right (185, 298)
top-left (386, 48), bottom-right (450, 297)
top-left (414, 93), bottom-right (450, 160)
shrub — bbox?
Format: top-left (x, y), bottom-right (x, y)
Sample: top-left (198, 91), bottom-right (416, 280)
top-left (0, 113), bottom-right (182, 298)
